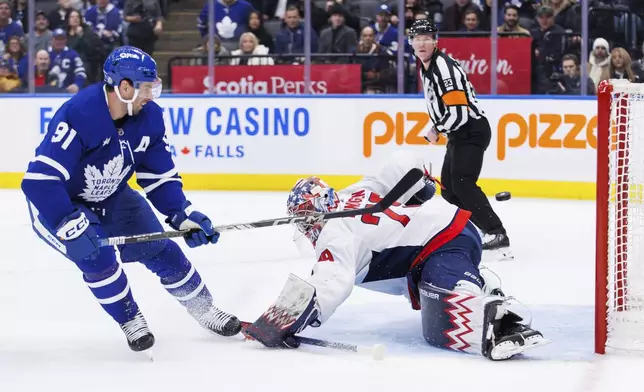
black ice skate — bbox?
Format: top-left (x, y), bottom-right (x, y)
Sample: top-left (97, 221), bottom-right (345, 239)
top-left (119, 310), bottom-right (155, 352)
top-left (482, 233), bottom-right (510, 250)
top-left (482, 233), bottom-right (513, 261)
top-left (190, 306), bottom-right (242, 337)
top-left (487, 311), bottom-right (551, 361)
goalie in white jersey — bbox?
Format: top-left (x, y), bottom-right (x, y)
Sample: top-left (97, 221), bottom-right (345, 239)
top-left (245, 152), bottom-right (549, 360)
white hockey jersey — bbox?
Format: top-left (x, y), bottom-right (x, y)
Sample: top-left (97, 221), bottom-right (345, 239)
top-left (307, 152), bottom-right (472, 324)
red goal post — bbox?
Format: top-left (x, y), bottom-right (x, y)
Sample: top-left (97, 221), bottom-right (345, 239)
top-left (596, 79), bottom-right (644, 354)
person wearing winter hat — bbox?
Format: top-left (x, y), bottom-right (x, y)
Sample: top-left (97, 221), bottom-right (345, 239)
top-left (587, 37), bottom-right (611, 89)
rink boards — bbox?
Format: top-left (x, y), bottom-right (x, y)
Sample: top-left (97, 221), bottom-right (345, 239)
top-left (0, 94), bottom-right (598, 199)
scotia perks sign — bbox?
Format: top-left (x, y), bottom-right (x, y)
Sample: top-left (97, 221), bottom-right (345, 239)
top-left (438, 37), bottom-right (532, 95)
top-left (171, 64), bottom-right (362, 94)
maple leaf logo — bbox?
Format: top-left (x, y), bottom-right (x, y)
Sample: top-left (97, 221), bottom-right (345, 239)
top-left (216, 16), bottom-right (237, 39)
top-left (181, 147), bottom-right (190, 155)
top-left (78, 155), bottom-right (132, 202)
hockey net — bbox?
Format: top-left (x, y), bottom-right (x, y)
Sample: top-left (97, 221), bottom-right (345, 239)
top-left (596, 79), bottom-right (644, 354)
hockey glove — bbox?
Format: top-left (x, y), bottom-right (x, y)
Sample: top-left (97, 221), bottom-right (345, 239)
top-left (55, 209), bottom-right (100, 262)
top-left (166, 201), bottom-right (220, 248)
top-left (244, 274), bottom-right (321, 349)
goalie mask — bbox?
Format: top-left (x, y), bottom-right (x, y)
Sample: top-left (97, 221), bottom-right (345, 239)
top-left (287, 177), bottom-right (339, 244)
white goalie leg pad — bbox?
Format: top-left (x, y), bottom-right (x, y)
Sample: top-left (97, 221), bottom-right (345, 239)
top-left (419, 280), bottom-right (506, 357)
top-left (267, 274), bottom-right (316, 326)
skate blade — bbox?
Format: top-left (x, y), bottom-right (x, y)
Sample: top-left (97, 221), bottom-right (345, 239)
top-left (136, 348), bottom-right (154, 362)
top-left (490, 338), bottom-right (552, 360)
top-left (484, 247), bottom-right (514, 262)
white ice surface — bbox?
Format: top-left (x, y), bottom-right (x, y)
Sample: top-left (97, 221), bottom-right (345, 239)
top-left (1, 190), bottom-right (644, 392)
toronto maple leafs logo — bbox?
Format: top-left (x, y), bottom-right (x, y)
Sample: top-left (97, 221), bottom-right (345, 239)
top-left (78, 155), bottom-right (132, 202)
top-left (216, 16), bottom-right (237, 39)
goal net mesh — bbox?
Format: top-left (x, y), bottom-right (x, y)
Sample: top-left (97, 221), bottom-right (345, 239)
top-left (605, 81), bottom-right (644, 351)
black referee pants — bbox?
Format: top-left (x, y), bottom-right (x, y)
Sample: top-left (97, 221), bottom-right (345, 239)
top-left (440, 117), bottom-right (506, 235)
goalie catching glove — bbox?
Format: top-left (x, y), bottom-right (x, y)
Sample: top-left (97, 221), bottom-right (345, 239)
top-left (244, 274), bottom-right (321, 348)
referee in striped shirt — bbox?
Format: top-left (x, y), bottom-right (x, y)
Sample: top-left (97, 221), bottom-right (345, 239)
top-left (408, 19), bottom-right (510, 255)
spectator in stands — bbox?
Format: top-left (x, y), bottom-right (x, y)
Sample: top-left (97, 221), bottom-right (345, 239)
top-left (638, 42), bottom-right (644, 74)
top-left (261, 0), bottom-right (298, 21)
top-left (390, 0), bottom-right (426, 28)
top-left (322, 0), bottom-right (360, 34)
top-left (414, 9), bottom-right (429, 21)
top-left (3, 35), bottom-right (23, 73)
top-left (356, 25), bottom-right (394, 94)
top-left (85, 0), bottom-right (122, 54)
top-left (443, 0), bottom-right (484, 32)
top-left (274, 6), bottom-right (318, 63)
top-left (190, 34), bottom-right (230, 65)
top-left (551, 53), bottom-right (595, 95)
top-left (373, 5), bottom-right (399, 53)
top-left (294, 0), bottom-right (331, 34)
top-left (516, 0), bottom-right (539, 25)
top-left (18, 49), bottom-right (59, 90)
top-left (197, 0), bottom-right (253, 42)
top-left (229, 32), bottom-right (274, 65)
top-left (48, 0), bottom-right (74, 31)
top-left (12, 0), bottom-right (27, 33)
top-left (47, 28), bottom-right (87, 93)
top-left (25, 11), bottom-right (52, 53)
top-left (124, 0), bottom-right (163, 56)
top-left (0, 0), bottom-right (24, 53)
top-left (610, 47), bottom-right (644, 83)
top-left (461, 7), bottom-right (484, 32)
top-left (318, 4), bottom-right (357, 62)
top-left (248, 10), bottom-right (274, 53)
top-left (66, 9), bottom-right (105, 84)
top-left (543, 0), bottom-right (579, 32)
top-left (0, 58), bottom-right (20, 92)
top-left (498, 4), bottom-right (530, 36)
top-left (530, 6), bottom-right (564, 93)
top-left (587, 37), bottom-right (611, 89)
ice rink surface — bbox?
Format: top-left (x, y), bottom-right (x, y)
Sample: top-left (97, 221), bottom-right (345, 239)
top-left (1, 189), bottom-right (643, 392)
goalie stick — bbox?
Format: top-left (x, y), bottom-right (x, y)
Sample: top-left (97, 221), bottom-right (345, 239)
top-left (240, 321), bottom-right (386, 360)
top-left (98, 168), bottom-right (425, 247)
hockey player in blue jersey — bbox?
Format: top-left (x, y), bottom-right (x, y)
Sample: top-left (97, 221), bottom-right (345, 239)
top-left (21, 46), bottom-right (241, 353)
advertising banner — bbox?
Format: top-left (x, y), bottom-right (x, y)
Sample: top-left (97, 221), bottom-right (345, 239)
top-left (0, 95), bottom-right (598, 198)
top-left (171, 64), bottom-right (362, 94)
top-left (439, 37), bottom-right (533, 95)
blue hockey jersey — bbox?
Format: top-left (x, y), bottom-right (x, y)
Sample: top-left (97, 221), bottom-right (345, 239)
top-left (372, 23), bottom-right (412, 56)
top-left (84, 4), bottom-right (122, 46)
top-left (197, 0), bottom-right (253, 39)
top-left (22, 83), bottom-right (186, 228)
top-left (0, 20), bottom-right (24, 44)
top-left (48, 46), bottom-right (87, 89)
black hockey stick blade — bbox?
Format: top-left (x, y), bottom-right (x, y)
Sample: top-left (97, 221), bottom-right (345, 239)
top-left (98, 168), bottom-right (424, 247)
top-left (240, 321), bottom-right (386, 360)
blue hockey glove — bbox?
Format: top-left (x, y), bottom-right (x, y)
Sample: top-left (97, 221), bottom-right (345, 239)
top-left (166, 201), bottom-right (220, 248)
top-left (55, 209), bottom-right (100, 262)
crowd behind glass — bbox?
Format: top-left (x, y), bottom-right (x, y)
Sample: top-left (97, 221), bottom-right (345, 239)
top-left (0, 0), bottom-right (642, 95)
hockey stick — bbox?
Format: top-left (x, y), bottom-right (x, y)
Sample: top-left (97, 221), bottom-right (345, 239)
top-left (240, 321), bottom-right (386, 360)
top-left (294, 336), bottom-right (386, 360)
top-left (97, 168), bottom-right (424, 247)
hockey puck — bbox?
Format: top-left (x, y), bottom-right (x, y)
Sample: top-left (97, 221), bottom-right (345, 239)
top-left (495, 191), bottom-right (511, 201)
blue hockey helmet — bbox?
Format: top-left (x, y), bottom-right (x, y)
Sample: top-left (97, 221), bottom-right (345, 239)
top-left (287, 177), bottom-right (339, 244)
top-left (103, 46), bottom-right (161, 114)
